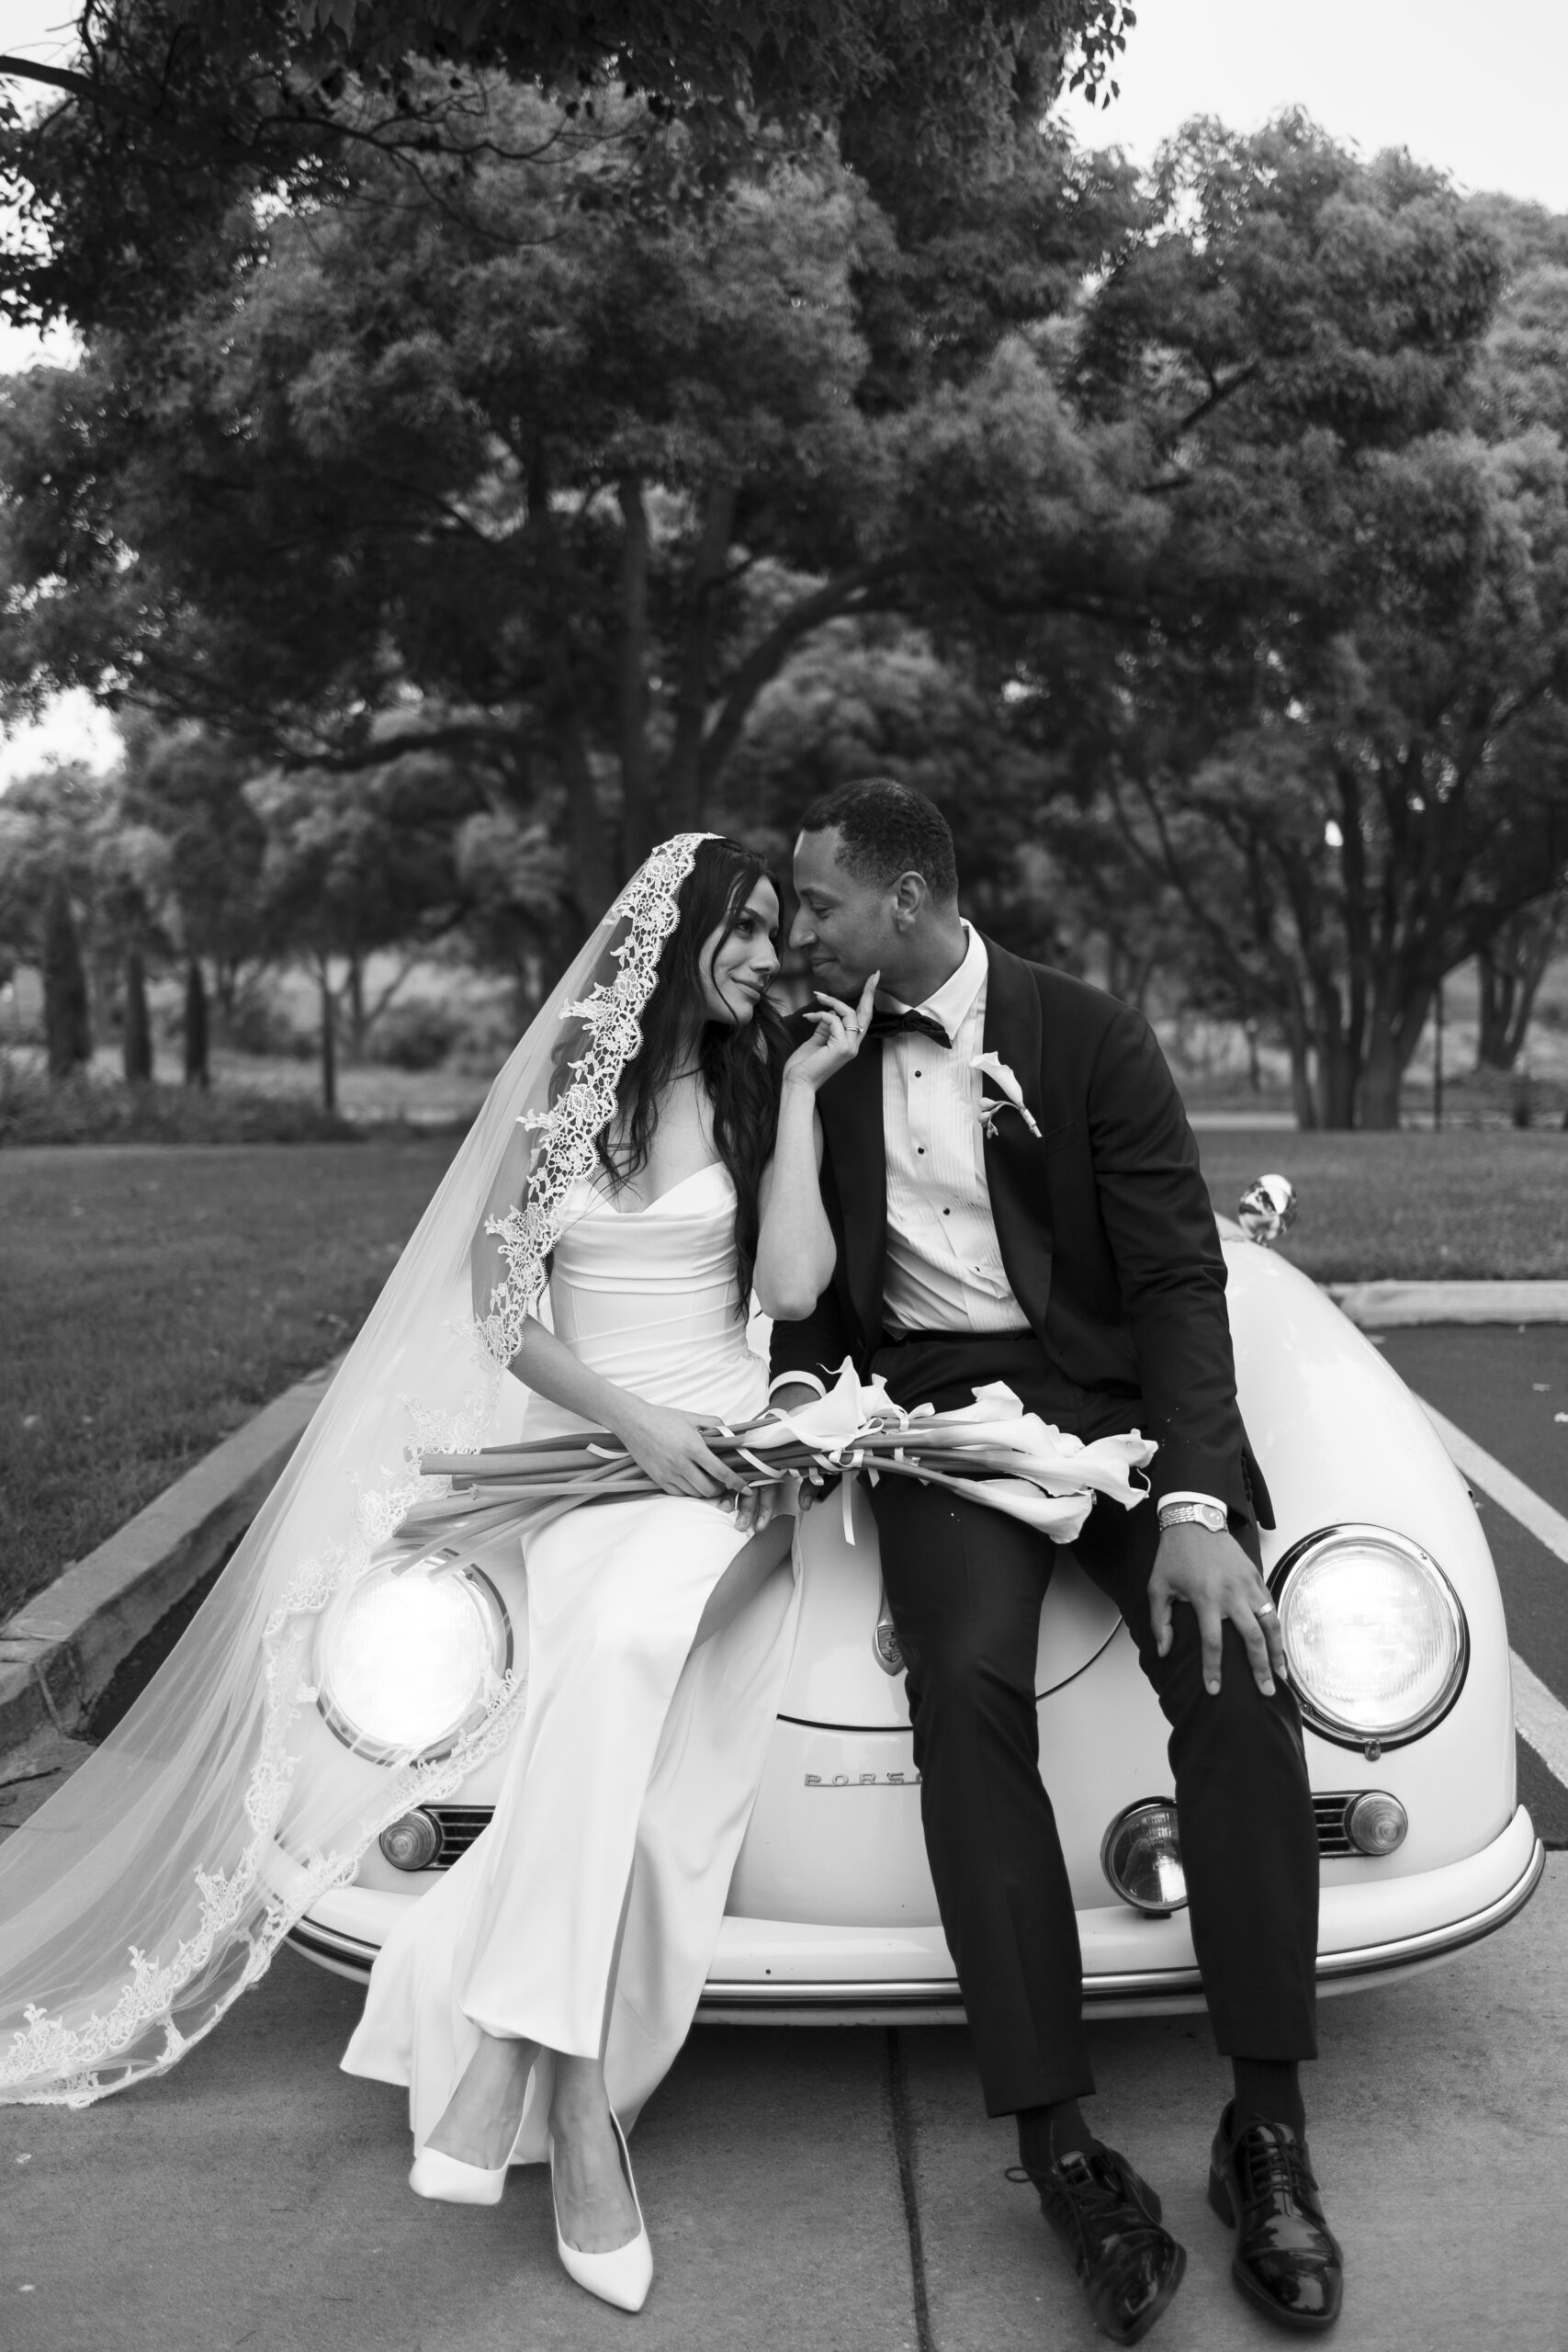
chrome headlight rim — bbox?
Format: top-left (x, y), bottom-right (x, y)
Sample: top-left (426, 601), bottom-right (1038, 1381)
top-left (315, 1555), bottom-right (513, 1768)
top-left (1269, 1523), bottom-right (1469, 1751)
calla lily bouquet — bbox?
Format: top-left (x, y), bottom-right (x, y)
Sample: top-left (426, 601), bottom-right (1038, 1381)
top-left (400, 1362), bottom-right (1155, 1556)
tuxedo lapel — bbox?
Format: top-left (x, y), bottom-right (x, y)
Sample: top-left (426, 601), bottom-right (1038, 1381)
top-left (978, 939), bottom-right (1054, 1332)
top-left (817, 1039), bottom-right (887, 1357)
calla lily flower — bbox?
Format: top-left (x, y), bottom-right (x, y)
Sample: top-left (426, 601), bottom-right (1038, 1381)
top-left (742, 1359), bottom-right (878, 1452)
top-left (929, 1474), bottom-right (1097, 1542)
top-left (972, 1051), bottom-right (1042, 1138)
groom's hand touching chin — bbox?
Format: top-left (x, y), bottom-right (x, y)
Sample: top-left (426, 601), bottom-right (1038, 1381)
top-left (1148, 1522), bottom-right (1288, 1699)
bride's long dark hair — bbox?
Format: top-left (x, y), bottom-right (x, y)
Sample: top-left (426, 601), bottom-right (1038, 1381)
top-left (583, 837), bottom-right (789, 1309)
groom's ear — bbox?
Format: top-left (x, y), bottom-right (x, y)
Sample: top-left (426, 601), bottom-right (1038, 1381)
top-left (890, 870), bottom-right (929, 928)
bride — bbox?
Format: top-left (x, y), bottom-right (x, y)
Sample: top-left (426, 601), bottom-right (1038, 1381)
top-left (0, 831), bottom-right (867, 2317)
top-left (343, 831), bottom-right (864, 2308)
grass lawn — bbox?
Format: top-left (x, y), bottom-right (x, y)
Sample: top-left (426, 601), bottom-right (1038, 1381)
top-left (1197, 1127), bottom-right (1568, 1283)
top-left (0, 1139), bottom-right (459, 1623)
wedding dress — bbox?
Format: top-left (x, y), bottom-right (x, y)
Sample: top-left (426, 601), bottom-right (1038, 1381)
top-left (341, 1160), bottom-right (801, 2159)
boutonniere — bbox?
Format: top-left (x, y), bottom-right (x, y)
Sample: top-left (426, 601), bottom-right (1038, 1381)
top-left (973, 1051), bottom-right (1042, 1139)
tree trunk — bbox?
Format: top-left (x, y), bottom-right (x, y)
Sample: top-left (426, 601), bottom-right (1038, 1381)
top-left (1280, 998), bottom-right (1316, 1128)
top-left (347, 947), bottom-right (367, 1060)
top-left (183, 956), bottom-right (210, 1088)
top-left (1314, 1024), bottom-right (1358, 1129)
top-left (122, 944), bottom-right (152, 1083)
top-left (616, 473), bottom-right (655, 872)
top-left (1476, 898), bottom-right (1564, 1071)
top-left (42, 876), bottom-right (92, 1080)
top-left (1358, 1035), bottom-right (1404, 1129)
top-left (555, 703), bottom-right (616, 922)
top-left (664, 475), bottom-right (738, 833)
top-left (319, 961), bottom-right (337, 1114)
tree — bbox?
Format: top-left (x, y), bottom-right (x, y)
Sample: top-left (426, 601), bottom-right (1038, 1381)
top-left (90, 813), bottom-right (171, 1081)
top-left (116, 717), bottom-right (277, 1080)
top-left (248, 753), bottom-right (475, 1108)
top-left (719, 595), bottom-right (1071, 956)
top-left (0, 762), bottom-right (107, 1076)
top-left (0, 3), bottom-right (1133, 341)
top-left (39, 873), bottom-right (91, 1077)
top-left (1018, 117), bottom-right (1568, 1126)
top-left (1476, 891), bottom-right (1568, 1072)
top-left (0, 88), bottom-right (1154, 920)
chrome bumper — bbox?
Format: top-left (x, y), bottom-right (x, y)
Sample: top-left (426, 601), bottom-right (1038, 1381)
top-left (286, 1806), bottom-right (1545, 2016)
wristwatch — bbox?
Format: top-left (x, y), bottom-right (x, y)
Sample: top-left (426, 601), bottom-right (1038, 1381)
top-left (1158, 1500), bottom-right (1227, 1534)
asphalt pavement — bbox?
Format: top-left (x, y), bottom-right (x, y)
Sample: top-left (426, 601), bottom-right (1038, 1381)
top-left (4, 1321), bottom-right (1568, 2350)
top-left (1379, 1325), bottom-right (1568, 1846)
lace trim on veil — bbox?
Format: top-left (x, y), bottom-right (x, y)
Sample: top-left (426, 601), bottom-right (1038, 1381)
top-left (0, 835), bottom-right (711, 2105)
top-left (479, 834), bottom-right (709, 1367)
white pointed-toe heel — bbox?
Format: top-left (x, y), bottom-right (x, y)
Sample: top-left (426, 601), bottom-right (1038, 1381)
top-left (409, 2143), bottom-right (508, 2205)
top-left (550, 2110), bottom-right (653, 2313)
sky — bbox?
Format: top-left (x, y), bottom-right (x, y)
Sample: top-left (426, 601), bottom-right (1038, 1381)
top-left (4, 0), bottom-right (1567, 784)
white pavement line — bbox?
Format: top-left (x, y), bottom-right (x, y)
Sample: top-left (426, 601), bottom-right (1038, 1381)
top-left (1417, 1396), bottom-right (1568, 1789)
top-left (1418, 1398), bottom-right (1568, 1568)
top-left (1510, 1651), bottom-right (1568, 1788)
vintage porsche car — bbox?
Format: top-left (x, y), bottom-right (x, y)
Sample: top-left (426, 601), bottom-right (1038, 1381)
top-left (282, 1177), bottom-right (1543, 2021)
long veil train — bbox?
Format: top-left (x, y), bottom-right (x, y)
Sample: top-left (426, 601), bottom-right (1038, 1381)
top-left (0, 835), bottom-right (714, 2105)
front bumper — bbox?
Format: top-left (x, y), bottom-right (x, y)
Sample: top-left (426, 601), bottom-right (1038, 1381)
top-left (286, 1804), bottom-right (1543, 2018)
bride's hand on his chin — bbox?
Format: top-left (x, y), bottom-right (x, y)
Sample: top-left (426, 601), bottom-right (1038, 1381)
top-left (613, 1399), bottom-right (748, 1501)
top-left (782, 969), bottom-right (880, 1094)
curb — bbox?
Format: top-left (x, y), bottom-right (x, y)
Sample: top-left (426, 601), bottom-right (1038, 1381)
top-left (1325, 1280), bottom-right (1568, 1329)
top-left (0, 1362), bottom-right (337, 1755)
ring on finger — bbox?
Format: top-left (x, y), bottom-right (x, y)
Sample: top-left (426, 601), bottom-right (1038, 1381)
top-left (1256, 1598), bottom-right (1278, 1619)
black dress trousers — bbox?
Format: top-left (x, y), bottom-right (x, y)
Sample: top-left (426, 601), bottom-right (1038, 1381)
top-left (867, 1329), bottom-right (1320, 2118)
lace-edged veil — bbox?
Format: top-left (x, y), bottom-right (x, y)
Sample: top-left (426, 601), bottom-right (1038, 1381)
top-left (0, 833), bottom-right (715, 2106)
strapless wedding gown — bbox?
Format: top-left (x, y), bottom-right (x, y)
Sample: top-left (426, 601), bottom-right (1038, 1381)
top-left (341, 1163), bottom-right (801, 2160)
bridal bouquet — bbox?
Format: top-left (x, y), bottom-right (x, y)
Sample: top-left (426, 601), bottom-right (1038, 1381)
top-left (399, 1362), bottom-right (1156, 1555)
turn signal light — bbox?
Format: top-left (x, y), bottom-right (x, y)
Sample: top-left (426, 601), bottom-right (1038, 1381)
top-left (1345, 1792), bottom-right (1407, 1857)
top-left (379, 1809), bottom-right (442, 1872)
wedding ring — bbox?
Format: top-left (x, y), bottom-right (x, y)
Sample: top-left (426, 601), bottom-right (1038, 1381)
top-left (1256, 1598), bottom-right (1278, 1618)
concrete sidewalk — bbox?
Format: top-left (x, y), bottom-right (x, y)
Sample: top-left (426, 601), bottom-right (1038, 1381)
top-left (4, 1860), bottom-right (1563, 2352)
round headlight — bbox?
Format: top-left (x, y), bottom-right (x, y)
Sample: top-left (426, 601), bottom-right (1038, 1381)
top-left (1273, 1526), bottom-right (1467, 1748)
top-left (316, 1555), bottom-right (511, 1764)
top-left (1100, 1799), bottom-right (1188, 1915)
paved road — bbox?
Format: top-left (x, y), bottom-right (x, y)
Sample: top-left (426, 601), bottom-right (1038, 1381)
top-left (3, 1324), bottom-right (1567, 2350)
top-left (1379, 1325), bottom-right (1568, 1846)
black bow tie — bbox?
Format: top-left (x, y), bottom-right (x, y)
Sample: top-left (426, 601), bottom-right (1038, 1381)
top-left (865, 1006), bottom-right (952, 1048)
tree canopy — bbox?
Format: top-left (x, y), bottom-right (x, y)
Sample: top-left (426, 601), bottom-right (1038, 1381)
top-left (0, 85), bottom-right (1149, 924)
top-left (0, 0), bottom-right (1132, 338)
top-left (6, 77), bottom-right (1568, 1127)
top-left (1007, 116), bottom-right (1568, 1125)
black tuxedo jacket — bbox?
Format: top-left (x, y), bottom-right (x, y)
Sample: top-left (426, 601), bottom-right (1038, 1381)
top-left (768, 934), bottom-right (1270, 1523)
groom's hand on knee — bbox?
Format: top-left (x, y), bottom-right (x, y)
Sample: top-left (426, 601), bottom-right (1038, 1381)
top-left (1149, 1524), bottom-right (1287, 1699)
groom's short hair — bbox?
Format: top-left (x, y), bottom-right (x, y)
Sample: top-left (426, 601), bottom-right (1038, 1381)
top-left (798, 779), bottom-right (959, 902)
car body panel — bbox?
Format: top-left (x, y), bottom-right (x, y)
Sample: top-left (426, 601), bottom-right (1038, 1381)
top-left (286, 1215), bottom-right (1540, 2013)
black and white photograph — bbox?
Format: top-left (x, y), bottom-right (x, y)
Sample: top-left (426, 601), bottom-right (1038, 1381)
top-left (1, 5), bottom-right (1565, 2346)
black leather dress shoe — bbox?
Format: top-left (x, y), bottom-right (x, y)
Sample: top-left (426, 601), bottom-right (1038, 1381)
top-left (1016, 2143), bottom-right (1186, 2345)
top-left (1208, 2103), bottom-right (1344, 2331)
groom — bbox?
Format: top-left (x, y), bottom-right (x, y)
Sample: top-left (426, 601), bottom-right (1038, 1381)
top-left (768, 780), bottom-right (1342, 2343)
